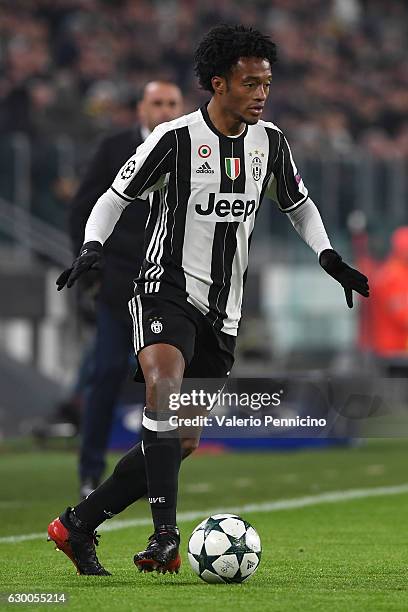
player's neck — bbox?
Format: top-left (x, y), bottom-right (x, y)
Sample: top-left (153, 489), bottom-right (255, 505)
top-left (207, 99), bottom-right (246, 137)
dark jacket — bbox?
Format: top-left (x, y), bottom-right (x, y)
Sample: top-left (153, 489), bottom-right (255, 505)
top-left (69, 126), bottom-right (149, 315)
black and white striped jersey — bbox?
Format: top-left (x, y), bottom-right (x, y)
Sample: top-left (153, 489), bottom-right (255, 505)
top-left (109, 103), bottom-right (309, 336)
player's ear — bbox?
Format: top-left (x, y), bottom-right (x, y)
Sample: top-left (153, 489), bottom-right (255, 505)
top-left (211, 76), bottom-right (226, 96)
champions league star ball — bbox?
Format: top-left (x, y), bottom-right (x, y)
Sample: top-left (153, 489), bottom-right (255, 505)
top-left (188, 514), bottom-right (261, 584)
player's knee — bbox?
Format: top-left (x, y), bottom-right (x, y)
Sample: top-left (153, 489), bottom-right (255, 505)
top-left (145, 374), bottom-right (182, 411)
top-left (181, 437), bottom-right (200, 458)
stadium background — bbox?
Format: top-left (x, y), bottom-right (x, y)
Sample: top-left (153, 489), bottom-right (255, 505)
top-left (0, 2), bottom-right (408, 609)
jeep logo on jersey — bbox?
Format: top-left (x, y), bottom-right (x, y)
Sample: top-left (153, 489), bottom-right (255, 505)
top-left (251, 156), bottom-right (262, 181)
top-left (225, 157), bottom-right (240, 180)
top-left (120, 159), bottom-right (136, 179)
top-left (195, 193), bottom-right (256, 222)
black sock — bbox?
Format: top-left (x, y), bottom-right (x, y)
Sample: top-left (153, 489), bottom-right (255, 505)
top-left (74, 438), bottom-right (190, 530)
top-left (74, 442), bottom-right (148, 529)
top-left (142, 408), bottom-right (181, 529)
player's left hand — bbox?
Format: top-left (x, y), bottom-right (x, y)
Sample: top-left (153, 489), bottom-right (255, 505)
top-left (56, 241), bottom-right (103, 291)
top-left (319, 248), bottom-right (369, 308)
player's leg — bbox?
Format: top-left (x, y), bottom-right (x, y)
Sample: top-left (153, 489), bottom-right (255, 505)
top-left (47, 295), bottom-right (197, 575)
top-left (47, 303), bottom-right (131, 576)
top-left (133, 342), bottom-right (185, 573)
top-left (79, 302), bottom-right (132, 497)
top-left (131, 318), bottom-right (235, 574)
top-left (47, 432), bottom-right (199, 576)
top-left (129, 292), bottom-right (200, 572)
top-left (178, 316), bottom-right (236, 450)
top-left (74, 436), bottom-right (199, 526)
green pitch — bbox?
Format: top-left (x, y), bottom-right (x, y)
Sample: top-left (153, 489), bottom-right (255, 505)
top-left (1, 440), bottom-right (407, 611)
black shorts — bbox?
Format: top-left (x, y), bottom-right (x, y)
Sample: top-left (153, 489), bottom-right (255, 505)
top-left (128, 291), bottom-right (236, 382)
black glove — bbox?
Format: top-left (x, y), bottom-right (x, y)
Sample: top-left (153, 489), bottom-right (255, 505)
top-left (56, 241), bottom-right (103, 291)
top-left (319, 249), bottom-right (369, 308)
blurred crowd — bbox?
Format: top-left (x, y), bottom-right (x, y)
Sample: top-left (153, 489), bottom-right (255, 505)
top-left (1, 0), bottom-right (407, 159)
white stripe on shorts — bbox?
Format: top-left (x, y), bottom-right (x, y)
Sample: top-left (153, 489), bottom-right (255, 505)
top-left (136, 294), bottom-right (144, 348)
top-left (128, 298), bottom-right (139, 352)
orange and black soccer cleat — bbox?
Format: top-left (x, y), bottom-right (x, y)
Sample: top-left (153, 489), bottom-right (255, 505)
top-left (134, 526), bottom-right (181, 574)
top-left (47, 507), bottom-right (111, 576)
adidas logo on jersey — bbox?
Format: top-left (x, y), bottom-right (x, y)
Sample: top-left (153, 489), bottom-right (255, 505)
top-left (196, 161), bottom-right (214, 174)
top-left (195, 193), bottom-right (256, 222)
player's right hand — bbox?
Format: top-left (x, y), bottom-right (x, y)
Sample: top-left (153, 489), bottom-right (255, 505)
top-left (56, 241), bottom-right (103, 291)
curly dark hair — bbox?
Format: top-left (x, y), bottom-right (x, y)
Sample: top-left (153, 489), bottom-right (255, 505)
top-left (194, 24), bottom-right (277, 93)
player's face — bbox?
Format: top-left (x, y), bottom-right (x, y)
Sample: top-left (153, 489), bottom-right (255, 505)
top-left (139, 82), bottom-right (183, 132)
top-left (223, 58), bottom-right (272, 125)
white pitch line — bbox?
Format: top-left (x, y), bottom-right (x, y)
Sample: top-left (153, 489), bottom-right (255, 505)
top-left (1, 483), bottom-right (408, 545)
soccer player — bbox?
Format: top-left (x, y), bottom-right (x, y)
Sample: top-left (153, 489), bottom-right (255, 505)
top-left (48, 24), bottom-right (369, 576)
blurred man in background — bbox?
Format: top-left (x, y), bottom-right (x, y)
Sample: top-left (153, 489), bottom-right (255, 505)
top-left (347, 210), bottom-right (377, 353)
top-left (70, 80), bottom-right (183, 499)
top-left (371, 227), bottom-right (408, 375)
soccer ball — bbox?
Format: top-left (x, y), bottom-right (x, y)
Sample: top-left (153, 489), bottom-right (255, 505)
top-left (188, 514), bottom-right (261, 584)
